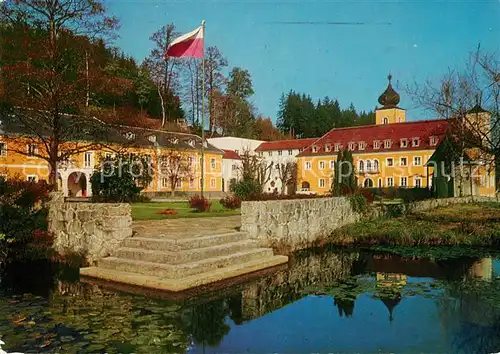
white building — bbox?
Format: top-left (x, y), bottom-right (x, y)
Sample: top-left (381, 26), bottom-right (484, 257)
top-left (220, 150), bottom-right (242, 192)
top-left (255, 138), bottom-right (317, 194)
top-left (207, 137), bottom-right (264, 156)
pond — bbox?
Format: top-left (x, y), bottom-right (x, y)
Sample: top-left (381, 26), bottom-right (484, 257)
top-left (2, 247), bottom-right (500, 353)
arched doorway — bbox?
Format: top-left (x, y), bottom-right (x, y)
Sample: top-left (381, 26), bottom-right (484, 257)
top-left (68, 172), bottom-right (87, 197)
top-left (364, 178), bottom-right (374, 188)
top-left (301, 181), bottom-right (310, 191)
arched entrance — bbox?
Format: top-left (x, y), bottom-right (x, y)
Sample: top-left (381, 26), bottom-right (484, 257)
top-left (68, 172), bottom-right (87, 197)
top-left (301, 181), bottom-right (310, 190)
top-left (364, 178), bottom-right (374, 188)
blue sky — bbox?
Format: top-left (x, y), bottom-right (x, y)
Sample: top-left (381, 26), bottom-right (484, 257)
top-left (107, 0), bottom-right (500, 123)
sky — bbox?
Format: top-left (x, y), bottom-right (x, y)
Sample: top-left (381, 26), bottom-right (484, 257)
top-left (106, 0), bottom-right (500, 123)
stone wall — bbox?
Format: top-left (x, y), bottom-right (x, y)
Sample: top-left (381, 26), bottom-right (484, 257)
top-left (241, 197), bottom-right (364, 252)
top-left (241, 196), bottom-right (498, 253)
top-left (48, 193), bottom-right (132, 265)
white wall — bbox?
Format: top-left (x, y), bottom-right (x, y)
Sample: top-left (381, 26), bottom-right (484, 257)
top-left (221, 158), bottom-right (242, 192)
top-left (261, 149), bottom-right (301, 194)
top-left (208, 137), bottom-right (264, 155)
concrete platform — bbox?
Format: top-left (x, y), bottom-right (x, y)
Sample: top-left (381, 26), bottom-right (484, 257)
top-left (80, 219), bottom-right (288, 292)
top-left (80, 254), bottom-right (288, 292)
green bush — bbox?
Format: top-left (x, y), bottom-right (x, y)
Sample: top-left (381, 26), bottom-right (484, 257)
top-left (363, 187), bottom-right (432, 202)
top-left (348, 195), bottom-right (367, 213)
top-left (0, 177), bottom-right (51, 264)
top-left (219, 195), bottom-right (242, 210)
top-left (91, 153), bottom-right (153, 203)
top-left (384, 203), bottom-right (406, 218)
top-left (230, 178), bottom-right (262, 200)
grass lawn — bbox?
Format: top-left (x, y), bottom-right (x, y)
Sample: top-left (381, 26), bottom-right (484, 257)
top-left (132, 201), bottom-right (240, 220)
top-left (329, 202), bottom-right (500, 247)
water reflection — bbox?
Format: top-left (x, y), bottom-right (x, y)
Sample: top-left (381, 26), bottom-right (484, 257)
top-left (1, 248), bottom-right (500, 353)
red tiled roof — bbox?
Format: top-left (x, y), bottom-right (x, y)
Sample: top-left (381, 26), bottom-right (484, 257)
top-left (255, 138), bottom-right (318, 152)
top-left (222, 149), bottom-right (241, 160)
top-left (297, 119), bottom-right (450, 157)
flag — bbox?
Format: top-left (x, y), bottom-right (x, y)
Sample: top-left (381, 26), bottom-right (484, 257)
top-left (165, 22), bottom-right (204, 59)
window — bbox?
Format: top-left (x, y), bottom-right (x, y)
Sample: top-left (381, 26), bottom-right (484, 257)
top-left (288, 149), bottom-right (293, 155)
top-left (0, 142), bottom-right (6, 157)
top-left (232, 164), bottom-right (238, 171)
top-left (413, 156), bottom-right (422, 166)
top-left (430, 136), bottom-right (438, 146)
top-left (124, 132), bottom-right (135, 140)
top-left (210, 178), bottom-right (216, 188)
top-left (334, 143), bottom-right (340, 152)
top-left (148, 135), bottom-right (157, 143)
top-left (373, 141), bottom-right (380, 150)
top-left (366, 160), bottom-right (372, 171)
top-left (330, 160), bottom-right (335, 169)
top-left (387, 177), bottom-right (394, 187)
top-left (383, 117), bottom-right (389, 124)
top-left (378, 178), bottom-right (383, 188)
top-left (319, 161), bottom-right (325, 170)
top-left (319, 178), bottom-right (326, 188)
top-left (84, 152), bottom-right (93, 168)
top-left (27, 144), bottom-right (38, 157)
top-left (384, 139), bottom-right (391, 149)
top-left (386, 158), bottom-right (394, 167)
top-left (176, 179), bottom-right (182, 188)
top-left (278, 150), bottom-right (283, 156)
top-left (305, 161), bottom-right (312, 170)
top-left (359, 142), bottom-right (366, 151)
top-left (312, 145), bottom-right (318, 153)
top-left (400, 176), bottom-right (408, 187)
top-left (210, 158), bottom-right (216, 169)
top-left (161, 177), bottom-right (169, 188)
top-left (258, 152), bottom-right (263, 157)
top-left (299, 148), bottom-right (304, 153)
top-left (27, 175), bottom-right (37, 183)
top-left (268, 151), bottom-right (272, 157)
top-left (189, 178), bottom-right (195, 188)
top-left (373, 160), bottom-right (379, 171)
top-left (400, 139), bottom-right (408, 148)
top-left (415, 178), bottom-right (422, 188)
top-left (359, 160), bottom-right (365, 172)
top-left (325, 144), bottom-right (331, 152)
top-left (412, 137), bottom-right (420, 147)
top-left (400, 157), bottom-right (408, 166)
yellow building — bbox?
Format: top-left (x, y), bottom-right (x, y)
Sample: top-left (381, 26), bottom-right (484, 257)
top-left (0, 116), bottom-right (223, 197)
top-left (297, 76), bottom-right (496, 197)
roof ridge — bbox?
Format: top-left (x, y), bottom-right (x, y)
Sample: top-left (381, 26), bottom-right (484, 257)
top-left (319, 118), bottom-right (447, 135)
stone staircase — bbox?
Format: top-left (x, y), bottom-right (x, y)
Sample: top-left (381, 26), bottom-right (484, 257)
top-left (80, 231), bottom-right (288, 292)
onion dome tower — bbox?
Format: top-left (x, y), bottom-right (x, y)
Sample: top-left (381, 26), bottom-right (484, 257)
top-left (375, 74), bottom-right (406, 125)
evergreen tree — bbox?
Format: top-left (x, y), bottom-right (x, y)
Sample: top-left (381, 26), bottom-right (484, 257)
top-left (332, 149), bottom-right (357, 196)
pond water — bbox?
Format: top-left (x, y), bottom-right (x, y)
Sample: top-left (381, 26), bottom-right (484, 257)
top-left (2, 247), bottom-right (500, 353)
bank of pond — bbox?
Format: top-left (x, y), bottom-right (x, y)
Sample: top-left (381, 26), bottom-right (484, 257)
top-left (2, 244), bottom-right (500, 353)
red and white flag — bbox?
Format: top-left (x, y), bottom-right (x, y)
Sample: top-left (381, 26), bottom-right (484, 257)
top-left (165, 22), bottom-right (204, 59)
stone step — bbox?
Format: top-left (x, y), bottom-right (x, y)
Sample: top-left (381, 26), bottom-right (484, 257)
top-left (81, 255), bottom-right (289, 292)
top-left (98, 248), bottom-right (274, 279)
top-left (115, 239), bottom-right (259, 264)
top-left (123, 231), bottom-right (249, 251)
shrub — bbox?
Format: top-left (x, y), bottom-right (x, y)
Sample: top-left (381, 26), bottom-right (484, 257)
top-left (0, 177), bottom-right (51, 264)
top-left (385, 203), bottom-right (406, 218)
top-left (220, 195), bottom-right (242, 210)
top-left (230, 179), bottom-right (262, 200)
top-left (189, 195), bottom-right (212, 212)
top-left (90, 153), bottom-right (153, 203)
top-left (348, 195), bottom-right (367, 213)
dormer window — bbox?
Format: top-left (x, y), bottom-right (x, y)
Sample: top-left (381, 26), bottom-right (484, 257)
top-left (124, 132), bottom-right (135, 140)
top-left (384, 139), bottom-right (391, 149)
top-left (325, 144), bottom-right (332, 152)
top-left (348, 142), bottom-right (355, 151)
top-left (400, 139), bottom-right (408, 148)
top-left (359, 141), bottom-right (366, 151)
top-left (148, 135), bottom-right (157, 143)
top-left (312, 145), bottom-right (318, 153)
top-left (412, 137), bottom-right (420, 147)
top-left (383, 117), bottom-right (389, 124)
top-left (334, 143), bottom-right (340, 152)
top-left (373, 141), bottom-right (380, 150)
top-left (430, 136), bottom-right (438, 146)
top-left (187, 139), bottom-right (195, 148)
top-left (169, 137), bottom-right (179, 145)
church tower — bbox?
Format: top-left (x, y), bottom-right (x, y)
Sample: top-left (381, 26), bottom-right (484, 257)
top-left (375, 75), bottom-right (406, 125)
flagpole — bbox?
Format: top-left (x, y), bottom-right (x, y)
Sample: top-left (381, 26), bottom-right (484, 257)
top-left (200, 20), bottom-right (206, 198)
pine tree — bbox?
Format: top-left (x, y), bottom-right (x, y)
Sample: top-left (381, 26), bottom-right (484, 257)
top-left (332, 149), bottom-right (357, 196)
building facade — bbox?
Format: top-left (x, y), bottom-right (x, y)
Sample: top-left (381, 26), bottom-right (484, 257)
top-left (296, 76), bottom-right (496, 197)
